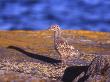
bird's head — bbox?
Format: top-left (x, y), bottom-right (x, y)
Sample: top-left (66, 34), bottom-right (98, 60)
top-left (49, 24), bottom-right (61, 32)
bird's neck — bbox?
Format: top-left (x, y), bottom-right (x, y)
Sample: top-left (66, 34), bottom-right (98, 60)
top-left (54, 30), bottom-right (62, 39)
top-left (54, 30), bottom-right (62, 45)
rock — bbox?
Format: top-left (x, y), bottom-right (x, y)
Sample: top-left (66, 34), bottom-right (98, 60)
top-left (0, 30), bottom-right (110, 82)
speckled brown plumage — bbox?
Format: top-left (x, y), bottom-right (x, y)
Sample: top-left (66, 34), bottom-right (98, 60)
top-left (49, 25), bottom-right (82, 64)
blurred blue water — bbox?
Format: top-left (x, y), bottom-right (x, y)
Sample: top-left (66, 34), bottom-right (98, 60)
top-left (0, 0), bottom-right (110, 32)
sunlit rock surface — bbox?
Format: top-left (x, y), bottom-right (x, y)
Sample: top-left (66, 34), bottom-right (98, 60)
top-left (0, 30), bottom-right (110, 82)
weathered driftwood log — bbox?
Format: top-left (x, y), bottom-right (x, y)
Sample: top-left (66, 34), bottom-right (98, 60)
top-left (0, 28), bottom-right (110, 82)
